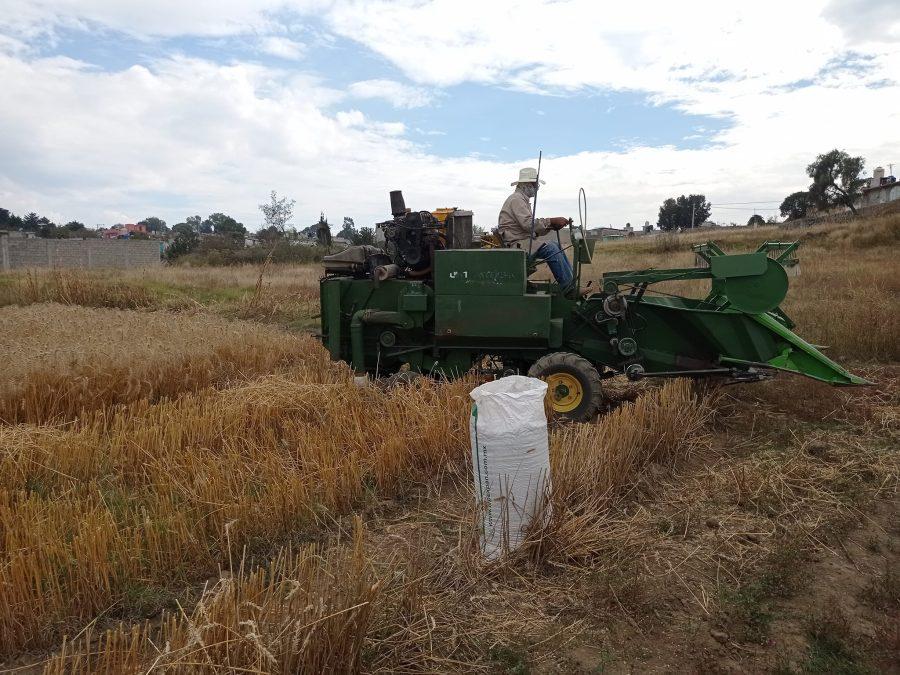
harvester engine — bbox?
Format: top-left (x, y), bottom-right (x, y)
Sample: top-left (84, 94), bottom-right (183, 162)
top-left (377, 190), bottom-right (445, 274)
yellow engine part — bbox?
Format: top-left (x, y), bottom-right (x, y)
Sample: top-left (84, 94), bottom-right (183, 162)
top-left (431, 207), bottom-right (456, 223)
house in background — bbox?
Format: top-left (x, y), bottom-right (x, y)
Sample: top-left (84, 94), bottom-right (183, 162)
top-left (587, 226), bottom-right (631, 242)
top-left (858, 166), bottom-right (899, 209)
top-left (101, 223), bottom-right (148, 239)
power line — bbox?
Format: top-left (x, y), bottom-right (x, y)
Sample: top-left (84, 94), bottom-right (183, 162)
top-left (713, 200), bottom-right (781, 205)
top-left (712, 205), bottom-right (780, 211)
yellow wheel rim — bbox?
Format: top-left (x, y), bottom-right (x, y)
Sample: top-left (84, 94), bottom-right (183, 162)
top-left (545, 372), bottom-right (583, 413)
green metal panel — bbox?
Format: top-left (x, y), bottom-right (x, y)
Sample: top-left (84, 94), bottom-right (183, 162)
top-left (720, 258), bottom-right (789, 314)
top-left (399, 286), bottom-right (428, 312)
top-left (549, 318), bottom-right (564, 347)
top-left (435, 294), bottom-right (550, 339)
top-left (740, 313), bottom-right (869, 385)
top-left (320, 278), bottom-right (345, 360)
top-left (578, 237), bottom-right (595, 264)
top-left (433, 249), bottom-right (526, 296)
top-left (709, 252), bottom-right (767, 278)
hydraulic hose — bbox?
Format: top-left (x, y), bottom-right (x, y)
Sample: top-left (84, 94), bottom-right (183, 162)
top-left (350, 310), bottom-right (414, 373)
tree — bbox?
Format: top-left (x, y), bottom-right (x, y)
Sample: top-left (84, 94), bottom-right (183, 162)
top-left (64, 220), bottom-right (86, 231)
top-left (352, 227), bottom-right (376, 245)
top-left (747, 214), bottom-right (766, 226)
top-left (37, 216), bottom-right (57, 238)
top-left (172, 216), bottom-right (202, 234)
top-left (259, 191), bottom-right (295, 235)
top-left (203, 212), bottom-right (246, 241)
top-left (256, 225), bottom-right (283, 243)
top-left (337, 217), bottom-right (357, 240)
top-left (779, 191), bottom-right (811, 220)
top-left (657, 194), bottom-right (711, 231)
top-left (22, 212), bottom-right (40, 232)
top-left (0, 208), bottom-right (23, 230)
top-left (806, 149), bottom-right (866, 216)
top-left (166, 227), bottom-right (199, 260)
top-left (138, 216), bottom-right (168, 233)
top-left (313, 212), bottom-right (332, 247)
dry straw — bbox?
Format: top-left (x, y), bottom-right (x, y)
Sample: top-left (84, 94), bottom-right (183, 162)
top-left (0, 304), bottom-right (320, 423)
top-left (10, 375), bottom-right (710, 670)
top-left (0, 366), bottom-right (471, 656)
top-left (45, 520), bottom-right (379, 674)
top-left (0, 269), bottom-right (157, 309)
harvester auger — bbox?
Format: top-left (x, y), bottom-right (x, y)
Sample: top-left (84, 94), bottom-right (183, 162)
top-left (319, 190), bottom-right (868, 421)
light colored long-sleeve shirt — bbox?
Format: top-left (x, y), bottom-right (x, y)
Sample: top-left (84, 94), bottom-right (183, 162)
top-left (497, 189), bottom-right (549, 245)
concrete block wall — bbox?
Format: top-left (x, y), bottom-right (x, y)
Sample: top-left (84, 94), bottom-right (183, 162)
top-left (0, 238), bottom-right (161, 271)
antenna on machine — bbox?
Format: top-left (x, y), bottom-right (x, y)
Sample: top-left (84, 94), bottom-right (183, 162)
top-left (528, 150), bottom-right (542, 256)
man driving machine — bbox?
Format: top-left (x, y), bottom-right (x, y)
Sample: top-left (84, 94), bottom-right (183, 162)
top-left (497, 167), bottom-right (573, 287)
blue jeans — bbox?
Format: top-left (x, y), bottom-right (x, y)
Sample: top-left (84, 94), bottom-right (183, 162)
top-left (536, 242), bottom-right (573, 287)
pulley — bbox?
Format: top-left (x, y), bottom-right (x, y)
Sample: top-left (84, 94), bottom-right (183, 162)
top-left (603, 294), bottom-right (628, 317)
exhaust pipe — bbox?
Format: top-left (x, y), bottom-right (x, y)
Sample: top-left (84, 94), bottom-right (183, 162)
top-left (373, 264), bottom-right (399, 282)
top-left (389, 190), bottom-right (406, 217)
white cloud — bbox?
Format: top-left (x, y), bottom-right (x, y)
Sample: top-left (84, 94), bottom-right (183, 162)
top-left (0, 0), bottom-right (325, 39)
top-left (0, 1), bottom-right (897, 231)
top-left (824, 0), bottom-right (900, 44)
top-left (258, 36), bottom-right (305, 60)
top-left (347, 78), bottom-right (433, 108)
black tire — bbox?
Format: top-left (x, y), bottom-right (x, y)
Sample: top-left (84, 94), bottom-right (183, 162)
top-left (528, 352), bottom-right (603, 422)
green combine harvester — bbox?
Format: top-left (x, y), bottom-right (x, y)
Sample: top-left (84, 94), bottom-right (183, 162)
top-left (319, 190), bottom-right (866, 421)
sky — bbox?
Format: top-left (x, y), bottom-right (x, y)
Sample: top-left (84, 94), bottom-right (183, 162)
top-left (0, 0), bottom-right (898, 231)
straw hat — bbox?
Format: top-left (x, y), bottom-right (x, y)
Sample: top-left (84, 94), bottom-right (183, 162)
top-left (511, 167), bottom-right (546, 186)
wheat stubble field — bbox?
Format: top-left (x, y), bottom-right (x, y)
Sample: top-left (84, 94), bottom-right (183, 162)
top-left (0, 214), bottom-right (897, 673)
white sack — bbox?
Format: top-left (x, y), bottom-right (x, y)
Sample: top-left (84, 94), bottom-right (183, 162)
top-left (469, 375), bottom-right (551, 559)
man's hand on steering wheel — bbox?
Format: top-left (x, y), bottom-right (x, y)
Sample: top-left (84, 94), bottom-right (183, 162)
top-left (547, 217), bottom-right (572, 231)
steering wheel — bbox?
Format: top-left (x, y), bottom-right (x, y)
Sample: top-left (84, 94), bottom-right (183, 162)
top-left (575, 187), bottom-right (588, 241)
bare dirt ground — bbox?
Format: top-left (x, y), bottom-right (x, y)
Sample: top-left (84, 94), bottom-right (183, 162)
top-left (547, 453), bottom-right (898, 675)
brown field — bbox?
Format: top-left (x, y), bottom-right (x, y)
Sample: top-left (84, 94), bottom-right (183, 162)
top-left (0, 304), bottom-right (319, 424)
top-left (0, 212), bottom-right (896, 673)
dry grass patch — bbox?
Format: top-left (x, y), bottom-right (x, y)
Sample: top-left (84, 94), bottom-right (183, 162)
top-left (0, 264), bottom-right (323, 329)
top-left (0, 304), bottom-right (321, 423)
top-left (45, 523), bottom-right (379, 675)
top-left (0, 372), bottom-right (715, 669)
top-left (0, 369), bottom-right (472, 655)
top-left (0, 269), bottom-right (157, 309)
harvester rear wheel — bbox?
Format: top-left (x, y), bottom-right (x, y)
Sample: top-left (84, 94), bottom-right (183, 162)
top-left (528, 352), bottom-right (603, 422)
